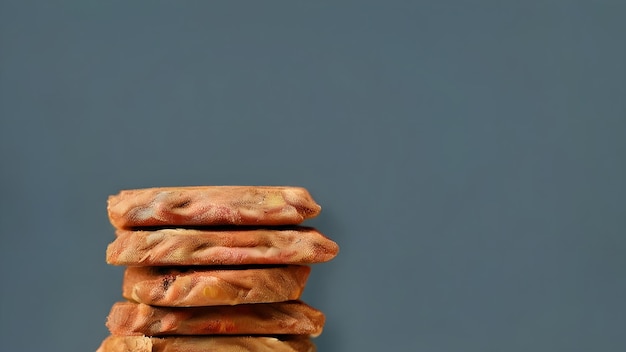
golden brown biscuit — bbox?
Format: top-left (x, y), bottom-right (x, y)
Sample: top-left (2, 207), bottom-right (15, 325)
top-left (122, 265), bottom-right (311, 306)
top-left (107, 186), bottom-right (321, 229)
top-left (96, 335), bottom-right (316, 352)
top-left (106, 301), bottom-right (325, 337)
top-left (106, 227), bottom-right (339, 266)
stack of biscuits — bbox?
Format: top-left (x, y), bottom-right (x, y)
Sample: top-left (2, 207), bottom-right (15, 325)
top-left (97, 186), bottom-right (339, 352)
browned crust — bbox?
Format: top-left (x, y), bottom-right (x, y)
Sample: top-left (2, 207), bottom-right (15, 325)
top-left (96, 335), bottom-right (316, 352)
top-left (106, 301), bottom-right (325, 337)
top-left (107, 186), bottom-right (321, 229)
top-left (122, 265), bottom-right (311, 306)
top-left (106, 227), bottom-right (339, 266)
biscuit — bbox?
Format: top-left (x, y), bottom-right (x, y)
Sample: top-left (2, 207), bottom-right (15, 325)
top-left (107, 186), bottom-right (321, 229)
top-left (106, 227), bottom-right (339, 266)
top-left (122, 265), bottom-right (311, 306)
top-left (96, 335), bottom-right (316, 352)
top-left (106, 301), bottom-right (325, 337)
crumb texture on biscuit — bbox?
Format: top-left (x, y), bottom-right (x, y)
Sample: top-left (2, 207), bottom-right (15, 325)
top-left (107, 186), bottom-right (321, 229)
top-left (96, 335), bottom-right (152, 352)
top-left (106, 301), bottom-right (325, 337)
top-left (97, 335), bottom-right (316, 352)
top-left (122, 265), bottom-right (311, 306)
top-left (106, 227), bottom-right (339, 266)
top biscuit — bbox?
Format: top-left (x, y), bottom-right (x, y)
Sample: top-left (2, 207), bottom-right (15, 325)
top-left (107, 186), bottom-right (321, 229)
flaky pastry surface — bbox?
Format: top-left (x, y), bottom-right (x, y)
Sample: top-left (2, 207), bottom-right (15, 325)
top-left (106, 301), bottom-right (325, 337)
top-left (123, 265), bottom-right (310, 306)
top-left (97, 335), bottom-right (316, 352)
top-left (108, 186), bottom-right (321, 229)
top-left (107, 227), bottom-right (338, 265)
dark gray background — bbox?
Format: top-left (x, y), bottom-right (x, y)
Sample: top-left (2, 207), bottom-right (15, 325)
top-left (1, 1), bottom-right (625, 351)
